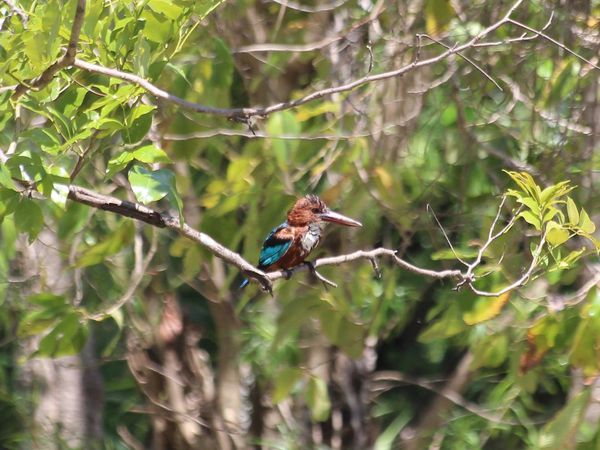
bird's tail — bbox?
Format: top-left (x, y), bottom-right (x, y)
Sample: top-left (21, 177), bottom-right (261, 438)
top-left (239, 278), bottom-right (250, 289)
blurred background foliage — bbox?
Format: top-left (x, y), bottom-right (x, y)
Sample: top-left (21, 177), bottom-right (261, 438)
top-left (0, 0), bottom-right (599, 448)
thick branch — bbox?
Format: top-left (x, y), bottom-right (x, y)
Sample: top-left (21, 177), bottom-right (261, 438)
top-left (66, 185), bottom-right (273, 292)
top-left (12, 0), bottom-right (86, 99)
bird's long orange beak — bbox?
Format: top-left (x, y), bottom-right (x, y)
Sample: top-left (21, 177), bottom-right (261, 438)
top-left (319, 209), bottom-right (362, 227)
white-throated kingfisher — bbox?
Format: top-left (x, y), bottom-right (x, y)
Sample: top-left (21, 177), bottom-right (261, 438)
top-left (240, 195), bottom-right (362, 288)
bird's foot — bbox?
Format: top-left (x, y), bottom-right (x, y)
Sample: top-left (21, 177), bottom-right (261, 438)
top-left (303, 261), bottom-right (337, 289)
top-left (283, 268), bottom-right (293, 280)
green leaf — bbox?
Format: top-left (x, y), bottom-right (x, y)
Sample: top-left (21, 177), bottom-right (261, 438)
top-left (107, 144), bottom-right (171, 177)
top-left (518, 211), bottom-right (541, 230)
top-left (546, 221), bottom-right (570, 247)
top-left (419, 303), bottom-right (466, 342)
top-left (195, 0), bottom-right (227, 19)
top-left (305, 376), bottom-right (331, 422)
top-left (538, 389), bottom-right (591, 449)
top-left (15, 199), bottom-right (44, 241)
top-left (27, 293), bottom-right (67, 308)
top-left (147, 0), bottom-right (185, 20)
top-left (122, 104), bottom-right (155, 144)
top-left (37, 312), bottom-right (89, 357)
top-left (0, 164), bottom-right (16, 190)
top-left (424, 0), bottom-right (455, 35)
top-left (566, 197), bottom-right (579, 226)
top-left (128, 165), bottom-right (175, 204)
top-left (578, 209), bottom-right (595, 234)
top-left (273, 368), bottom-right (302, 403)
top-left (536, 60), bottom-right (554, 79)
top-left (141, 8), bottom-right (173, 44)
top-left (266, 111), bottom-right (300, 168)
top-left (374, 412), bottom-right (412, 450)
top-left (76, 221), bottom-right (135, 267)
top-left (463, 292), bottom-right (510, 325)
top-left (517, 196), bottom-right (540, 215)
top-left (440, 103), bottom-right (457, 126)
top-left (134, 144), bottom-right (171, 164)
top-left (431, 248), bottom-right (479, 261)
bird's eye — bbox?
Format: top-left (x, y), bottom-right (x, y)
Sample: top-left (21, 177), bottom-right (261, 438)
top-left (312, 207), bottom-right (320, 213)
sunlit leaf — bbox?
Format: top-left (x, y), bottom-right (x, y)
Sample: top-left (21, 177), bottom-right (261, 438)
top-left (546, 221), bottom-right (570, 247)
top-left (518, 211), bottom-right (541, 230)
top-left (128, 165), bottom-right (174, 204)
top-left (566, 197), bottom-right (579, 226)
top-left (463, 292), bottom-right (511, 325)
top-left (578, 209), bottom-right (595, 234)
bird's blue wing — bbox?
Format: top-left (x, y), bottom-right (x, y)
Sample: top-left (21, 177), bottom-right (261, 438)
top-left (240, 223), bottom-right (293, 289)
top-left (258, 222), bottom-right (293, 269)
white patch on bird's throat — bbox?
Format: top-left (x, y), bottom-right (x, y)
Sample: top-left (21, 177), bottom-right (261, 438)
top-left (300, 223), bottom-right (322, 253)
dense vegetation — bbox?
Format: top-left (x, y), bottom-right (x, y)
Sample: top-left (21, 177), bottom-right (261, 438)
top-left (0, 0), bottom-right (599, 448)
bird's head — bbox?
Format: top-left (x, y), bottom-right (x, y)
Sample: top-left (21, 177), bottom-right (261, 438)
top-left (287, 195), bottom-right (362, 228)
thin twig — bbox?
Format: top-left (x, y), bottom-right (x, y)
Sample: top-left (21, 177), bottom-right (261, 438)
top-left (427, 204), bottom-right (469, 267)
top-left (420, 33), bottom-right (503, 92)
top-left (508, 18), bottom-right (600, 71)
top-left (468, 232), bottom-right (547, 297)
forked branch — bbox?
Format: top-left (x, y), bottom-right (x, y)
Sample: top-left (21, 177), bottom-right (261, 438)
top-left (64, 184), bottom-right (545, 298)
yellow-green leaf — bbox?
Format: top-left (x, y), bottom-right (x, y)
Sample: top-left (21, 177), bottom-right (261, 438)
top-left (463, 292), bottom-right (511, 325)
top-left (566, 197), bottom-right (579, 226)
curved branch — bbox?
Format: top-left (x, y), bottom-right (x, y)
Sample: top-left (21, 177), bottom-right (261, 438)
top-left (66, 185), bottom-right (273, 293)
top-left (265, 248), bottom-right (463, 282)
top-left (70, 0), bottom-right (529, 120)
top-left (65, 183), bottom-right (547, 298)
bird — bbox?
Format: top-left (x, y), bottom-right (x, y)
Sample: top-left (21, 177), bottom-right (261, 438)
top-left (240, 194), bottom-right (362, 288)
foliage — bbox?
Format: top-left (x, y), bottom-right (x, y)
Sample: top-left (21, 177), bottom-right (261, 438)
top-left (0, 0), bottom-right (599, 448)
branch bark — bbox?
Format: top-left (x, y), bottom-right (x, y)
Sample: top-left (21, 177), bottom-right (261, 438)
top-left (68, 0), bottom-right (541, 120)
top-left (65, 183), bottom-right (546, 298)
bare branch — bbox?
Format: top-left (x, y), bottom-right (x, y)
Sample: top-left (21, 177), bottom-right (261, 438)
top-left (468, 232), bottom-right (548, 297)
top-left (234, 0), bottom-right (384, 54)
top-left (265, 248), bottom-right (463, 282)
top-left (420, 33), bottom-right (503, 92)
top-left (507, 18), bottom-right (600, 71)
top-left (66, 185), bottom-right (274, 293)
top-left (266, 0), bottom-right (349, 13)
top-left (63, 183), bottom-right (548, 298)
top-left (70, 0), bottom-right (529, 120)
top-left (12, 0), bottom-right (86, 99)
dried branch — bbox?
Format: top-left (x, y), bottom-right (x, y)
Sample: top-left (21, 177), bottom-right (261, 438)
top-left (66, 185), bottom-right (273, 293)
top-left (12, 0), bottom-right (86, 99)
top-left (265, 248), bottom-right (463, 283)
top-left (63, 183), bottom-right (547, 298)
top-left (234, 0), bottom-right (383, 54)
top-left (69, 0), bottom-right (533, 120)
top-left (507, 18), bottom-right (600, 71)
